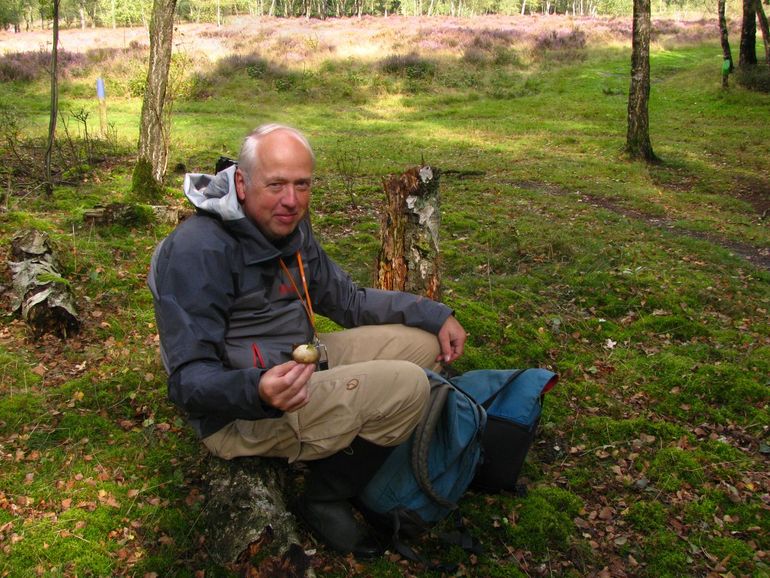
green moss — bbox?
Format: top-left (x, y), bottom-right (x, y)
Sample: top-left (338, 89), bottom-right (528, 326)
top-left (641, 530), bottom-right (689, 578)
top-left (648, 447), bottom-right (704, 492)
top-left (130, 158), bottom-right (164, 202)
top-left (704, 536), bottom-right (756, 574)
top-left (505, 487), bottom-right (582, 555)
top-left (626, 500), bottom-right (668, 532)
top-left (0, 392), bottom-right (45, 435)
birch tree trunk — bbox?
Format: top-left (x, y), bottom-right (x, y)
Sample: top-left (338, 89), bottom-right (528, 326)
top-left (719, 0), bottom-right (734, 86)
top-left (719, 0), bottom-right (734, 68)
top-left (625, 0), bottom-right (657, 162)
top-left (133, 0), bottom-right (177, 200)
top-left (44, 0), bottom-right (60, 197)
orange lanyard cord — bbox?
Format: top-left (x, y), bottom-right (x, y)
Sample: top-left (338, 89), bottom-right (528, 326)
top-left (278, 251), bottom-right (317, 337)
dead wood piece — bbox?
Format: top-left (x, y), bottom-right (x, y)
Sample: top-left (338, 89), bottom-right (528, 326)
top-left (10, 229), bottom-right (79, 338)
top-left (375, 165), bottom-right (441, 300)
top-left (83, 202), bottom-right (153, 226)
top-left (202, 456), bottom-right (311, 574)
top-left (149, 204), bottom-right (182, 225)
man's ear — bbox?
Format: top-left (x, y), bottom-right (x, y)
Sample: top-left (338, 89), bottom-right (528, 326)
top-left (234, 168), bottom-right (246, 203)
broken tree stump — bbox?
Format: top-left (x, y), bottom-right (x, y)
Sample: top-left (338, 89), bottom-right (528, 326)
top-left (202, 456), bottom-right (313, 575)
top-left (9, 229), bottom-right (80, 338)
top-left (375, 166), bottom-right (441, 300)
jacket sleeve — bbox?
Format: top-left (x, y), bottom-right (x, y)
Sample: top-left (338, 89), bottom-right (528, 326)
top-left (150, 226), bottom-right (277, 422)
top-left (303, 230), bottom-right (453, 333)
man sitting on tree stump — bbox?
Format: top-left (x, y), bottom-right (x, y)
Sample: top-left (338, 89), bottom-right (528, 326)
top-left (148, 124), bottom-right (466, 558)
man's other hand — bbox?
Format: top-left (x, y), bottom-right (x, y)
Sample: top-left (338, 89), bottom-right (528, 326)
top-left (258, 361), bottom-right (315, 412)
top-left (436, 315), bottom-right (467, 364)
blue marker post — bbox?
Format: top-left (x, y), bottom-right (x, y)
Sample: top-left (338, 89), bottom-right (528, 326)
top-left (96, 77), bottom-right (107, 137)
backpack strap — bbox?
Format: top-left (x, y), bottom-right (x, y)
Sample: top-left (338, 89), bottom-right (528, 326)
top-left (410, 380), bottom-right (457, 510)
top-left (390, 509), bottom-right (477, 573)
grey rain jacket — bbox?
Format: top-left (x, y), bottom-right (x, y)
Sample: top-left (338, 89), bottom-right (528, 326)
top-left (148, 165), bottom-right (453, 438)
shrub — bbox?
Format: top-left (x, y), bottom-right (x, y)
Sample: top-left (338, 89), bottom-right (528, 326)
top-left (735, 66), bottom-right (770, 93)
top-left (461, 47), bottom-right (489, 65)
top-left (533, 28), bottom-right (587, 55)
top-left (0, 49), bottom-right (86, 83)
top-left (214, 53), bottom-right (275, 79)
top-left (379, 53), bottom-right (436, 80)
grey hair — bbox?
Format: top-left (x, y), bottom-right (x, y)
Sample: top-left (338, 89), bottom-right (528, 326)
top-left (237, 124), bottom-right (315, 185)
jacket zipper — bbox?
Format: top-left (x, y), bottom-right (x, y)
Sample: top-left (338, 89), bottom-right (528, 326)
top-left (252, 343), bottom-right (266, 369)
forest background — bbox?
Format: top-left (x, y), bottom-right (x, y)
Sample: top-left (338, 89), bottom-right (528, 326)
top-left (0, 1), bottom-right (769, 577)
top-left (0, 0), bottom-right (754, 26)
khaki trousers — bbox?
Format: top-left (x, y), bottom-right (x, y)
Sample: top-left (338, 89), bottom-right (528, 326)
top-left (202, 324), bottom-right (441, 462)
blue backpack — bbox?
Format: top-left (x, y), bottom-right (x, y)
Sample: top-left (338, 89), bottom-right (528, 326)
top-left (453, 368), bottom-right (558, 493)
top-left (359, 367), bottom-right (557, 561)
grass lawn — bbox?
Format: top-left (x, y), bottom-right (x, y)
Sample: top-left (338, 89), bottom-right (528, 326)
top-left (0, 14), bottom-right (768, 578)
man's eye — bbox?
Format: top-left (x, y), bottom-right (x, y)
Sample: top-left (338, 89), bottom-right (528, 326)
top-left (296, 182), bottom-right (311, 191)
top-left (268, 182), bottom-right (283, 190)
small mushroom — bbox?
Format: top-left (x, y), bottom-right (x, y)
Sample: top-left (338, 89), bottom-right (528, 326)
top-left (292, 343), bottom-right (320, 364)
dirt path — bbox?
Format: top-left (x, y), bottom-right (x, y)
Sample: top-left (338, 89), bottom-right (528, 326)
top-left (579, 191), bottom-right (770, 271)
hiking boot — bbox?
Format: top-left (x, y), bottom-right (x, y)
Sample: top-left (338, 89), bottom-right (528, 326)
top-left (297, 495), bottom-right (382, 558)
top-left (298, 437), bottom-right (394, 558)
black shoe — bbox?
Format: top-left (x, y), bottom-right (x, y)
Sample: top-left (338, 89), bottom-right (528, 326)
top-left (298, 438), bottom-right (395, 558)
top-left (297, 496), bottom-right (383, 558)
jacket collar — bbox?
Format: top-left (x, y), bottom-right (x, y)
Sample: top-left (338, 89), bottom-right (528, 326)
top-left (223, 215), bottom-right (307, 265)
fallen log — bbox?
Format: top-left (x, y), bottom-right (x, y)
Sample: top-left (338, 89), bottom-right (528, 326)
top-left (202, 456), bottom-right (313, 576)
top-left (83, 202), bottom-right (189, 226)
top-left (375, 165), bottom-right (441, 300)
top-left (10, 229), bottom-right (80, 338)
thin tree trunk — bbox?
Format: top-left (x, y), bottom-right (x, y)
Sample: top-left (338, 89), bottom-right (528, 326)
top-left (755, 0), bottom-right (770, 65)
top-left (740, 0), bottom-right (758, 67)
top-left (626, 0), bottom-right (656, 162)
top-left (134, 0), bottom-right (177, 195)
top-left (719, 0), bottom-right (734, 86)
top-left (44, 0), bottom-right (60, 197)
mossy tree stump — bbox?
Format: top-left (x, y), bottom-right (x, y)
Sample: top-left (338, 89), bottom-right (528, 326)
top-left (375, 166), bottom-right (441, 300)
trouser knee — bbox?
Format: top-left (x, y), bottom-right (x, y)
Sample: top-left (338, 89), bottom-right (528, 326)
top-left (358, 361), bottom-right (430, 447)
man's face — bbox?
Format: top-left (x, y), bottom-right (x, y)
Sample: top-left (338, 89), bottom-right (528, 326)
top-left (235, 130), bottom-right (313, 240)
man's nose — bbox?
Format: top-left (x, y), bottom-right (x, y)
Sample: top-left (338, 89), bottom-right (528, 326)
top-left (281, 186), bottom-right (299, 206)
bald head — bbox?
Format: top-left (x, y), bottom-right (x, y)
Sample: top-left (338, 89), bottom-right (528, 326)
top-left (238, 124), bottom-right (315, 186)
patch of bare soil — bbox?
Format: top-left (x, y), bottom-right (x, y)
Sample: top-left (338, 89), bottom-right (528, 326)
top-left (733, 175), bottom-right (770, 218)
